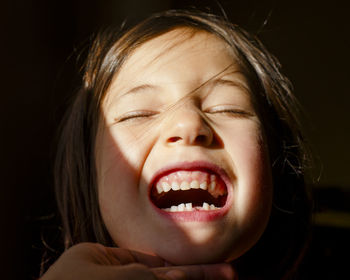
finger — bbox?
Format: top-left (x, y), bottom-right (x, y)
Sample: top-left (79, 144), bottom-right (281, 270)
top-left (152, 263), bottom-right (236, 280)
top-left (109, 263), bottom-right (158, 280)
top-left (104, 247), bottom-right (166, 267)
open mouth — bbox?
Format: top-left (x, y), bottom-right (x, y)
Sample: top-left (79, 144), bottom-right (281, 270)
top-left (150, 169), bottom-right (228, 212)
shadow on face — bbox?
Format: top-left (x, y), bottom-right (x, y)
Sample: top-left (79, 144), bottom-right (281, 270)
top-left (94, 29), bottom-right (273, 265)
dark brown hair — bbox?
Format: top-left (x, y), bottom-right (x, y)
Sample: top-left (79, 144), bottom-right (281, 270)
top-left (54, 9), bottom-right (311, 280)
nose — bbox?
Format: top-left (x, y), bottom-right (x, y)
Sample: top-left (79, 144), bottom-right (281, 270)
top-left (161, 104), bottom-right (213, 147)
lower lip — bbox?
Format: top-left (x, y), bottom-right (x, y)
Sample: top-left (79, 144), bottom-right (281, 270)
top-left (150, 192), bottom-right (232, 222)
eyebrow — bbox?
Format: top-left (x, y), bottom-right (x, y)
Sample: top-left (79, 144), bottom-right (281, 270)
top-left (204, 76), bottom-right (251, 96)
top-left (211, 78), bottom-right (244, 88)
top-left (120, 84), bottom-right (159, 98)
top-left (118, 74), bottom-right (249, 99)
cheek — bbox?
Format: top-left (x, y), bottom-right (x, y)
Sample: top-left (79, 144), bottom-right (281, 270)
top-left (97, 130), bottom-right (137, 222)
top-left (97, 128), bottom-right (139, 191)
top-left (236, 144), bottom-right (272, 225)
top-left (235, 135), bottom-right (271, 200)
top-left (97, 124), bottom-right (155, 186)
top-left (96, 126), bottom-right (155, 243)
top-left (223, 122), bottom-right (273, 242)
top-left (106, 127), bottom-right (148, 167)
top-left (223, 121), bottom-right (271, 180)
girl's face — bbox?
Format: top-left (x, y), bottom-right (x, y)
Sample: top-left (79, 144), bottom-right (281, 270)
top-left (96, 28), bottom-right (273, 265)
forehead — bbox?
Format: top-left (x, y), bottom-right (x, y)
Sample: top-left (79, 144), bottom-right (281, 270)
top-left (107, 28), bottom-right (238, 95)
top-left (125, 28), bottom-right (232, 65)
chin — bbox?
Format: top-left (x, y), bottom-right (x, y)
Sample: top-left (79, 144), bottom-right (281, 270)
top-left (153, 237), bottom-right (240, 265)
top-left (159, 248), bottom-right (226, 265)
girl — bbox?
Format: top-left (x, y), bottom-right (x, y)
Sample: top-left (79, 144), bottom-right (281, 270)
top-left (42, 9), bottom-right (311, 280)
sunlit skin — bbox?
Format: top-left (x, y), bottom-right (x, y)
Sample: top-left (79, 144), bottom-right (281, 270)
top-left (96, 28), bottom-right (273, 265)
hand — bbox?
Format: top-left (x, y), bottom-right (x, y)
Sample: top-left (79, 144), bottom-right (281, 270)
top-left (40, 242), bottom-right (236, 280)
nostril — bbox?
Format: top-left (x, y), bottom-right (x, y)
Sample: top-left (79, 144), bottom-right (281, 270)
top-left (168, 136), bottom-right (182, 143)
top-left (195, 135), bottom-right (208, 144)
top-left (167, 135), bottom-right (209, 144)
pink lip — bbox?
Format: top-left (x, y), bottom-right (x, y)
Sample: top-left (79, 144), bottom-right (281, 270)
top-left (148, 161), bottom-right (233, 222)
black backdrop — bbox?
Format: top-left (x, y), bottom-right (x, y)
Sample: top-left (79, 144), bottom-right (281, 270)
top-left (2, 1), bottom-right (350, 279)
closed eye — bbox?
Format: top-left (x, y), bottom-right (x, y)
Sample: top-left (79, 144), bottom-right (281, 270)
top-left (115, 110), bottom-right (158, 123)
top-left (204, 106), bottom-right (254, 118)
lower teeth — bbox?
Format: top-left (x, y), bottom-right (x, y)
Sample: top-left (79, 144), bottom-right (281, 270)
top-left (162, 202), bottom-right (220, 212)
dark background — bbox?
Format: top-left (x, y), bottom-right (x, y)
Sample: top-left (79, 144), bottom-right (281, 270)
top-left (1, 1), bottom-right (349, 279)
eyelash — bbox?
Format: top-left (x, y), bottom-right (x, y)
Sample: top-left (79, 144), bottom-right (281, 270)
top-left (205, 107), bottom-right (251, 117)
top-left (116, 107), bottom-right (251, 123)
top-left (116, 111), bottom-right (157, 122)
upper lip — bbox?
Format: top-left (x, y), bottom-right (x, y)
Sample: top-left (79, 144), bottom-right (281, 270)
top-left (148, 160), bottom-right (232, 195)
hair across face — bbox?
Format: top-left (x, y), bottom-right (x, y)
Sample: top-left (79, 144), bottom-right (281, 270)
top-left (54, 10), bottom-right (311, 280)
top-left (95, 27), bottom-right (273, 265)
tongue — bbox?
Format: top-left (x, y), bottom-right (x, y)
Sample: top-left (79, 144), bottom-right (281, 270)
top-left (153, 189), bottom-right (226, 209)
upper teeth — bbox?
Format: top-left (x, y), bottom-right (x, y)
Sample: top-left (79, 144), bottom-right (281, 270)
top-left (157, 179), bottom-right (212, 193)
top-left (155, 173), bottom-right (225, 198)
